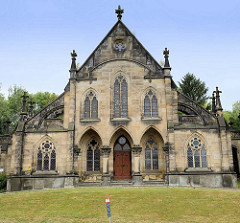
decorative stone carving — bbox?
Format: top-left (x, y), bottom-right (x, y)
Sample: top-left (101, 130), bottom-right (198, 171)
top-left (101, 147), bottom-right (111, 157)
top-left (132, 146), bottom-right (142, 157)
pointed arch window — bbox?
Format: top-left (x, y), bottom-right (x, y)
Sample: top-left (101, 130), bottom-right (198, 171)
top-left (114, 75), bottom-right (128, 118)
top-left (145, 138), bottom-right (158, 170)
top-left (187, 137), bottom-right (207, 168)
top-left (84, 91), bottom-right (98, 119)
top-left (144, 90), bottom-right (158, 117)
top-left (87, 139), bottom-right (100, 171)
top-left (37, 140), bottom-right (56, 171)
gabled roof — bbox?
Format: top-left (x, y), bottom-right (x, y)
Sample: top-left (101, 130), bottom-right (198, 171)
top-left (77, 20), bottom-right (163, 77)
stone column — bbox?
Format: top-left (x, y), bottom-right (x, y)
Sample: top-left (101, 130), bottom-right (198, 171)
top-left (132, 146), bottom-right (142, 185)
top-left (101, 146), bottom-right (111, 186)
top-left (163, 142), bottom-right (170, 184)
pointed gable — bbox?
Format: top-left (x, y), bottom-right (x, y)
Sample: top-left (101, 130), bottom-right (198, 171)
top-left (77, 20), bottom-right (163, 79)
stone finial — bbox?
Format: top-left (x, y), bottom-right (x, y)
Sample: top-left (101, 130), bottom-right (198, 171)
top-left (210, 92), bottom-right (216, 113)
top-left (214, 87), bottom-right (223, 116)
top-left (5, 118), bottom-right (11, 135)
top-left (20, 91), bottom-right (29, 121)
top-left (70, 50), bottom-right (77, 71)
top-left (28, 98), bottom-right (35, 117)
top-left (115, 5), bottom-right (124, 20)
top-left (163, 48), bottom-right (171, 68)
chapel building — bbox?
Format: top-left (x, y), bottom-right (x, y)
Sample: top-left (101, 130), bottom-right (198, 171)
top-left (0, 6), bottom-right (239, 191)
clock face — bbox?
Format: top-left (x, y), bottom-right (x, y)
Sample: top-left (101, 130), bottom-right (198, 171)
top-left (118, 136), bottom-right (126, 145)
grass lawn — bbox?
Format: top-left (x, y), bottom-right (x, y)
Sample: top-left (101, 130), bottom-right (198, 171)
top-left (0, 187), bottom-right (240, 223)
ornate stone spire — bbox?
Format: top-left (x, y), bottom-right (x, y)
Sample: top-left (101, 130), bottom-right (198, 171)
top-left (28, 98), bottom-right (35, 117)
top-left (210, 92), bottom-right (216, 113)
top-left (70, 50), bottom-right (77, 71)
top-left (20, 91), bottom-right (29, 121)
top-left (163, 48), bottom-right (171, 68)
top-left (115, 5), bottom-right (124, 20)
top-left (214, 87), bottom-right (223, 116)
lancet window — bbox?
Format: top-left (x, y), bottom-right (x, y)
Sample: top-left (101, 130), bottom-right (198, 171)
top-left (87, 139), bottom-right (100, 171)
top-left (144, 90), bottom-right (158, 117)
top-left (84, 91), bottom-right (98, 119)
top-left (187, 136), bottom-right (207, 168)
top-left (114, 75), bottom-right (128, 118)
top-left (145, 138), bottom-right (158, 170)
top-left (37, 140), bottom-right (56, 171)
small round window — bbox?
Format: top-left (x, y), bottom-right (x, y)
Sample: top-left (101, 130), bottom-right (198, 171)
top-left (114, 40), bottom-right (126, 52)
top-left (118, 136), bottom-right (126, 145)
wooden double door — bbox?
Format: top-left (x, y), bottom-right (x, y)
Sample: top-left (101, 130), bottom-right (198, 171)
top-left (113, 136), bottom-right (131, 180)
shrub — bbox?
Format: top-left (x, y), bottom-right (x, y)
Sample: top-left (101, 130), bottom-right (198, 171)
top-left (0, 173), bottom-right (7, 192)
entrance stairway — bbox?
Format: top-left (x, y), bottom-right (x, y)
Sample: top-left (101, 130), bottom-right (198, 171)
top-left (77, 179), bottom-right (166, 187)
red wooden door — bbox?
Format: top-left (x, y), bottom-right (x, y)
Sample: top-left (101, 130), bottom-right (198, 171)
top-left (113, 136), bottom-right (131, 180)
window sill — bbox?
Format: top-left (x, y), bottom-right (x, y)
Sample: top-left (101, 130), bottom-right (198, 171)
top-left (32, 171), bottom-right (59, 175)
top-left (80, 118), bottom-right (101, 123)
top-left (185, 168), bottom-right (212, 172)
top-left (111, 117), bottom-right (131, 123)
top-left (141, 117), bottom-right (162, 121)
top-left (143, 170), bottom-right (161, 174)
top-left (84, 171), bottom-right (101, 175)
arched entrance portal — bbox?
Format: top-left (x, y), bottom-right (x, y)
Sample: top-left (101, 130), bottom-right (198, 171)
top-left (113, 136), bottom-right (131, 180)
top-left (232, 147), bottom-right (239, 177)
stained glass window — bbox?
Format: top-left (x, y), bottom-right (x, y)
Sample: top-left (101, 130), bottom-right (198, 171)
top-left (114, 75), bottom-right (128, 118)
top-left (84, 91), bottom-right (98, 119)
top-left (145, 138), bottom-right (158, 170)
top-left (37, 140), bottom-right (56, 171)
top-left (87, 139), bottom-right (100, 171)
top-left (144, 90), bottom-right (158, 117)
top-left (187, 137), bottom-right (207, 168)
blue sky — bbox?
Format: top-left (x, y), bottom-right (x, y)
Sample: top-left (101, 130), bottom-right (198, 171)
top-left (0, 0), bottom-right (239, 110)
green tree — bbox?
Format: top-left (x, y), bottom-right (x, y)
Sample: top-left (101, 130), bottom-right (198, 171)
top-left (0, 84), bottom-right (58, 135)
top-left (31, 92), bottom-right (58, 113)
top-left (178, 73), bottom-right (209, 106)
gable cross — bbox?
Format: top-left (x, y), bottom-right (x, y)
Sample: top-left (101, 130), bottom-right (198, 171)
top-left (163, 48), bottom-right (170, 68)
top-left (115, 5), bottom-right (124, 20)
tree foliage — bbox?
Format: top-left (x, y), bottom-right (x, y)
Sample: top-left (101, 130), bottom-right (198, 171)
top-left (178, 73), bottom-right (209, 106)
top-left (0, 85), bottom-right (58, 135)
top-left (223, 100), bottom-right (240, 130)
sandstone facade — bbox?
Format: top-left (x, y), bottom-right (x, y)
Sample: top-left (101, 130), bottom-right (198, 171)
top-left (0, 15), bottom-right (239, 191)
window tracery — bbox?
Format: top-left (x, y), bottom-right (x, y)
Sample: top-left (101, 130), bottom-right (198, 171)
top-left (84, 91), bottom-right (98, 119)
top-left (187, 136), bottom-right (207, 168)
top-left (144, 90), bottom-right (158, 117)
top-left (114, 75), bottom-right (128, 118)
top-left (87, 139), bottom-right (100, 171)
top-left (145, 138), bottom-right (158, 170)
top-left (37, 140), bottom-right (56, 171)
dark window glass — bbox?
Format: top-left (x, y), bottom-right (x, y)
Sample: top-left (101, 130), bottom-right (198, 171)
top-left (121, 79), bottom-right (128, 118)
top-left (37, 150), bottom-right (42, 170)
top-left (114, 79), bottom-right (121, 118)
top-left (145, 145), bottom-right (151, 170)
top-left (50, 150), bottom-right (56, 170)
top-left (87, 147), bottom-right (93, 171)
top-left (84, 97), bottom-right (90, 118)
top-left (152, 95), bottom-right (158, 117)
top-left (114, 143), bottom-right (122, 150)
top-left (144, 95), bottom-right (151, 117)
top-left (44, 154), bottom-right (49, 170)
top-left (91, 96), bottom-right (98, 119)
top-left (94, 146), bottom-right (100, 171)
top-left (201, 147), bottom-right (207, 168)
top-left (194, 150), bottom-right (200, 168)
top-left (187, 147), bottom-right (193, 168)
top-left (152, 146), bottom-right (158, 169)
